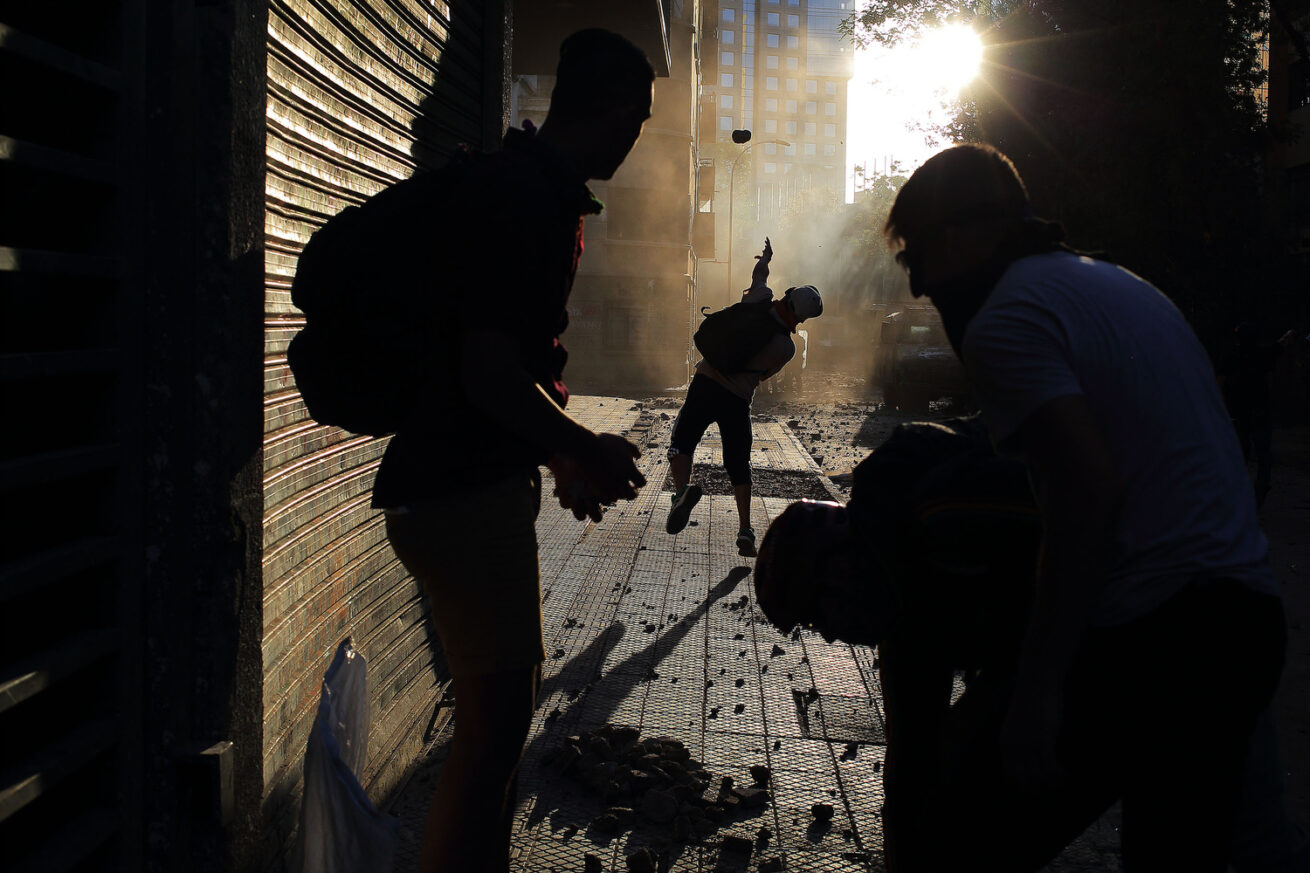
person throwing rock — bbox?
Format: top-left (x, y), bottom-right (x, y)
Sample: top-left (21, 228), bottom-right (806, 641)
top-left (665, 238), bottom-right (823, 556)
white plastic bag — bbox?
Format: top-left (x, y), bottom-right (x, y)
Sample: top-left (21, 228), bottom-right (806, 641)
top-left (297, 639), bottom-right (400, 873)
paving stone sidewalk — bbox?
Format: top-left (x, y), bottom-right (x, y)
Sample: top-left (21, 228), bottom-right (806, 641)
top-left (389, 397), bottom-right (1122, 873)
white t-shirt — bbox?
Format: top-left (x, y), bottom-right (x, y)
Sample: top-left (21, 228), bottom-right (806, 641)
top-left (962, 252), bottom-right (1275, 626)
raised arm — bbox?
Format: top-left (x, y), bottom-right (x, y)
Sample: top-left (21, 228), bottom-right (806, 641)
top-left (744, 237), bottom-right (773, 298)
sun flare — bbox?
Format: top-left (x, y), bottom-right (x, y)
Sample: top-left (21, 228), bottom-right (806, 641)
top-left (870, 23), bottom-right (984, 98)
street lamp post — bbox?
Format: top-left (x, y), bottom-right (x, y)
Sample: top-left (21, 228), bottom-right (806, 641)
top-left (726, 130), bottom-right (791, 305)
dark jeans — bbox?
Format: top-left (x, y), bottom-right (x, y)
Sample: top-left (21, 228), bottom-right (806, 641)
top-left (926, 580), bottom-right (1285, 873)
top-left (669, 373), bottom-right (753, 485)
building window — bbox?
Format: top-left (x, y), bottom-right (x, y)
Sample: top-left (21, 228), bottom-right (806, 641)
top-left (804, 121), bottom-right (816, 135)
top-left (765, 98), bottom-right (778, 111)
top-left (786, 78), bottom-right (798, 92)
top-left (721, 73), bottom-right (734, 86)
top-left (786, 99), bottom-right (797, 113)
top-left (806, 80), bottom-right (818, 94)
top-left (765, 118), bottom-right (778, 132)
top-left (824, 123), bottom-right (836, 137)
top-left (767, 13), bottom-right (780, 26)
top-left (766, 33), bottom-right (779, 48)
top-left (786, 57), bottom-right (798, 70)
top-left (804, 142), bottom-right (817, 155)
top-left (825, 102), bottom-right (837, 116)
top-left (825, 81), bottom-right (837, 95)
top-left (722, 30), bottom-right (735, 45)
top-left (766, 55), bottom-right (779, 69)
top-left (764, 143), bottom-right (777, 155)
top-left (719, 116), bottom-right (733, 130)
top-left (765, 162), bottom-right (777, 174)
top-left (766, 76), bottom-right (778, 90)
top-left (823, 144), bottom-right (836, 156)
top-left (723, 8), bottom-right (735, 23)
top-left (722, 52), bottom-right (734, 66)
top-left (784, 162), bottom-right (793, 173)
top-left (784, 143), bottom-right (796, 155)
top-left (721, 95), bottom-right (734, 109)
top-left (787, 14), bottom-right (799, 27)
top-left (785, 120), bottom-right (798, 134)
top-left (806, 101), bottom-right (817, 114)
top-left (786, 35), bottom-right (799, 49)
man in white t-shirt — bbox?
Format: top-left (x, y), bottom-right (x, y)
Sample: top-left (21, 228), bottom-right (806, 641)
top-left (882, 144), bottom-right (1285, 871)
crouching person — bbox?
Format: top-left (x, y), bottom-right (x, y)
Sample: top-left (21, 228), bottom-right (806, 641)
top-left (754, 417), bottom-right (1308, 872)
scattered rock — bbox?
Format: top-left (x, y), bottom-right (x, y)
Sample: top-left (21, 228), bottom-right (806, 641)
top-left (735, 677), bottom-right (745, 687)
top-left (592, 812), bottom-right (621, 832)
top-left (770, 644), bottom-right (786, 657)
top-left (733, 786), bottom-right (771, 809)
top-left (873, 760), bottom-right (881, 773)
top-left (759, 858), bottom-right (784, 873)
top-left (772, 740), bottom-right (782, 751)
top-left (721, 833), bottom-right (754, 855)
top-left (749, 765), bottom-right (772, 786)
top-left (639, 788), bottom-right (678, 823)
top-left (626, 847), bottom-right (657, 873)
top-left (811, 802), bottom-right (835, 822)
top-left (606, 806), bottom-right (636, 827)
top-left (734, 703), bottom-right (746, 714)
top-left (672, 814), bottom-right (693, 842)
top-left (584, 853), bottom-right (603, 873)
top-left (756, 825), bottom-right (772, 843)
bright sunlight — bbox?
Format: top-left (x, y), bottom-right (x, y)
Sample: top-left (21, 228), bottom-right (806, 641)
top-left (845, 23), bottom-right (984, 200)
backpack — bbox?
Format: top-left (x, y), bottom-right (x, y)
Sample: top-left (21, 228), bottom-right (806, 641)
top-left (287, 159), bottom-right (478, 436)
top-left (693, 298), bottom-right (789, 374)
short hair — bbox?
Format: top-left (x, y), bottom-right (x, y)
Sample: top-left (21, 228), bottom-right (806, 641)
top-left (550, 29), bottom-right (655, 121)
top-left (885, 144), bottom-right (1029, 246)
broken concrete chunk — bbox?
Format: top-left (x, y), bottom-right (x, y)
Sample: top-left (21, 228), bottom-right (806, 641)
top-left (732, 786), bottom-right (771, 809)
top-left (592, 812), bottom-right (621, 832)
top-left (606, 806), bottom-right (635, 827)
top-left (720, 833), bottom-right (754, 855)
top-left (811, 802), bottom-right (835, 822)
top-left (639, 787), bottom-right (678, 823)
top-left (748, 765), bottom-right (772, 786)
top-left (626, 847), bottom-right (657, 873)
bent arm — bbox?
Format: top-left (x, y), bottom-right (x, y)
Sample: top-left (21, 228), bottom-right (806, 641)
top-left (1015, 394), bottom-right (1124, 688)
top-left (460, 328), bottom-right (598, 460)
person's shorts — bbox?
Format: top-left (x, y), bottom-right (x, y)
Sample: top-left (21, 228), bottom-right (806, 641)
top-left (383, 471), bottom-right (545, 677)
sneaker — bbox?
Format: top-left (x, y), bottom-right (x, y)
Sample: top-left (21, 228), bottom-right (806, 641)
top-left (665, 484), bottom-right (703, 534)
top-left (736, 527), bottom-right (757, 557)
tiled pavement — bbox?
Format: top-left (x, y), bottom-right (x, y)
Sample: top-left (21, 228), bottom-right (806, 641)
top-left (389, 397), bottom-right (1122, 872)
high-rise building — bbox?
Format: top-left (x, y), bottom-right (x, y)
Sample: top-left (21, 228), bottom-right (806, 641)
top-left (707, 0), bottom-right (854, 221)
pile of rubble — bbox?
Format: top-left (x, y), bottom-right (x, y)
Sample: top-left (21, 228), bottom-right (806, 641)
top-left (546, 724), bottom-right (772, 844)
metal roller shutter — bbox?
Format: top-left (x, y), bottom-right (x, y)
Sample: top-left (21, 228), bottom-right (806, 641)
top-left (261, 1), bottom-right (499, 864)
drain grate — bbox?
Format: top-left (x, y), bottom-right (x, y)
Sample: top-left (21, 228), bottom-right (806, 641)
top-left (793, 690), bottom-right (887, 745)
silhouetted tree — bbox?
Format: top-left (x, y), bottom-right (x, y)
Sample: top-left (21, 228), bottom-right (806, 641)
top-left (843, 0), bottom-right (1288, 350)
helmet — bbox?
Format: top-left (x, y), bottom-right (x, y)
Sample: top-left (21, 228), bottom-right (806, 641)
top-left (785, 285), bottom-right (823, 320)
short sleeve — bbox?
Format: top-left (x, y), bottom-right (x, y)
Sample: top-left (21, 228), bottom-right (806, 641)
top-left (962, 296), bottom-right (1083, 449)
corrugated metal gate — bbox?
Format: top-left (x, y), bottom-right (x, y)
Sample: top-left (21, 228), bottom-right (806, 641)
top-left (261, 0), bottom-right (506, 864)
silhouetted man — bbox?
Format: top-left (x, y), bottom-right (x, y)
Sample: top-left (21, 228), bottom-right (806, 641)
top-left (878, 144), bottom-right (1284, 871)
top-left (374, 30), bottom-right (654, 873)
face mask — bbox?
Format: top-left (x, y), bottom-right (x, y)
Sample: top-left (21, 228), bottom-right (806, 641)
top-left (922, 267), bottom-right (1005, 358)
